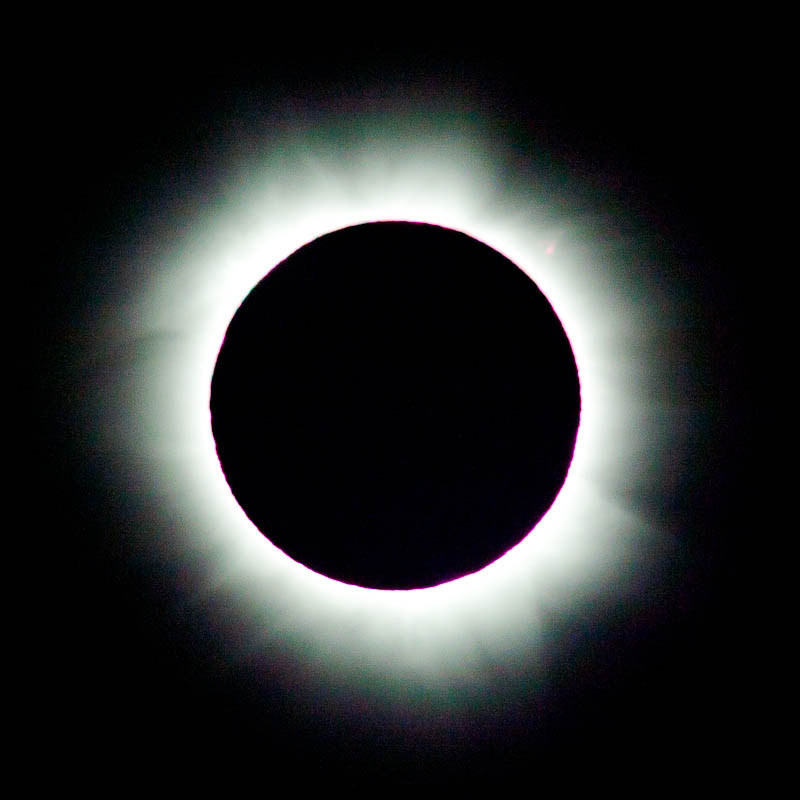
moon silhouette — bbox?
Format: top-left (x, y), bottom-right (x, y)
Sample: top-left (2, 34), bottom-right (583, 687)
top-left (210, 221), bottom-right (580, 589)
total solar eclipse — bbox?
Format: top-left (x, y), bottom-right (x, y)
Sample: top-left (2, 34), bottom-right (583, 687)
top-left (210, 221), bottom-right (581, 589)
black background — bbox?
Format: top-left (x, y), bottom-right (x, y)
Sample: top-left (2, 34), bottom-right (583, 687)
top-left (29, 37), bottom-right (755, 788)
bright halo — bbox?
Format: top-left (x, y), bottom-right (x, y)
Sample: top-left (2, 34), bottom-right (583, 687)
top-left (90, 109), bottom-right (685, 712)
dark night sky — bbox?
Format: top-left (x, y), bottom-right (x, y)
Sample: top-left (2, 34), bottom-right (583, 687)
top-left (29, 41), bottom-right (756, 788)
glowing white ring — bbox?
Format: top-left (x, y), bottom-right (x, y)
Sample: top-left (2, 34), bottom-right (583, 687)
top-left (90, 111), bottom-right (685, 713)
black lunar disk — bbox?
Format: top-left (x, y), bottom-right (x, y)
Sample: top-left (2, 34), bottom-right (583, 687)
top-left (210, 222), bottom-right (580, 589)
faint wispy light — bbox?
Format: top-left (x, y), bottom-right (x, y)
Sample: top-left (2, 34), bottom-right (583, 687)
top-left (78, 99), bottom-right (689, 728)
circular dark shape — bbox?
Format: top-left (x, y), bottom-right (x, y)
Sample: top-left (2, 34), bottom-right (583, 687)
top-left (210, 222), bottom-right (580, 589)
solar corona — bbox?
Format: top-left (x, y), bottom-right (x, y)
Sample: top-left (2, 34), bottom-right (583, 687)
top-left (92, 107), bottom-right (688, 714)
